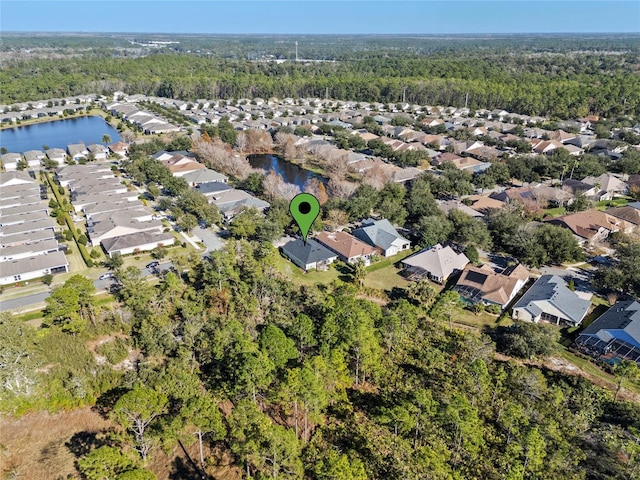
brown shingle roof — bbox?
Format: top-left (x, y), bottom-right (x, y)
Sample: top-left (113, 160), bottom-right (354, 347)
top-left (315, 231), bottom-right (377, 260)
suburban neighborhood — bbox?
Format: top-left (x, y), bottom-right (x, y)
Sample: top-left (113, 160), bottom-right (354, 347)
top-left (2, 90), bottom-right (640, 375)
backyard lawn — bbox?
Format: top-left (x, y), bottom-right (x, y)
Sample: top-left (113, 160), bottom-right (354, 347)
top-left (273, 254), bottom-right (342, 286)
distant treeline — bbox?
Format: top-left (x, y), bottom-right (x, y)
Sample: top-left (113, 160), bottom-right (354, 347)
top-left (2, 50), bottom-right (639, 118)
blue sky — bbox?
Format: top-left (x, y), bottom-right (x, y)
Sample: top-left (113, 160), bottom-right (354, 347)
top-left (2, 1), bottom-right (639, 34)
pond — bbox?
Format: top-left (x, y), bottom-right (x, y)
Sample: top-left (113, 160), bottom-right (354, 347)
top-left (248, 154), bottom-right (326, 188)
top-left (0, 116), bottom-right (121, 153)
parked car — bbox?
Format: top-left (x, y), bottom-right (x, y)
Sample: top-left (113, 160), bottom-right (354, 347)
top-left (99, 272), bottom-right (115, 280)
top-left (146, 261), bottom-right (160, 269)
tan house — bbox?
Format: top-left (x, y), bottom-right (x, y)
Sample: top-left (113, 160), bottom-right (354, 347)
top-left (546, 210), bottom-right (634, 245)
top-left (315, 231), bottom-right (378, 266)
top-left (401, 244), bottom-right (469, 284)
top-left (454, 264), bottom-right (530, 309)
top-left (160, 154), bottom-right (206, 177)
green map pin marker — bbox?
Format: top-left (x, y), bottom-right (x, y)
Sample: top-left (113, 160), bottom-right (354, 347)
top-left (290, 193), bottom-right (320, 245)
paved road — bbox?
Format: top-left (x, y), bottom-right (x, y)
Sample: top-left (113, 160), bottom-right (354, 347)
top-left (0, 261), bottom-right (173, 313)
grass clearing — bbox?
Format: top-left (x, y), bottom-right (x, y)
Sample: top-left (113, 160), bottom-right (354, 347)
top-left (557, 348), bottom-right (640, 395)
top-left (363, 263), bottom-right (409, 290)
top-left (544, 206), bottom-right (567, 217)
top-left (451, 307), bottom-right (507, 329)
top-left (273, 254), bottom-right (342, 286)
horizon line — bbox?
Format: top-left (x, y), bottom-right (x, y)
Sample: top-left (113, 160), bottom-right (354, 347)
top-left (3, 31), bottom-right (640, 36)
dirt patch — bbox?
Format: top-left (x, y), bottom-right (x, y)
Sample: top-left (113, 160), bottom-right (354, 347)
top-left (494, 352), bottom-right (640, 404)
top-left (0, 407), bottom-right (241, 480)
top-left (0, 407), bottom-right (112, 480)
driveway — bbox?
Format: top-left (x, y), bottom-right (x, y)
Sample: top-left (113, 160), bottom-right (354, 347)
top-left (192, 226), bottom-right (226, 253)
top-left (539, 264), bottom-right (595, 296)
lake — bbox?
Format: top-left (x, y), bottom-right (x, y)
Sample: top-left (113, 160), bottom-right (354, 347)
top-left (248, 154), bottom-right (326, 188)
top-left (0, 116), bottom-right (121, 153)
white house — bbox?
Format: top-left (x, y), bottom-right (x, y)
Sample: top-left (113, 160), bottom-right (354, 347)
top-left (0, 251), bottom-right (69, 285)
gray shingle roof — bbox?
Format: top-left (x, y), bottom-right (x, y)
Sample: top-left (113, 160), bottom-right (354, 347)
top-left (513, 275), bottom-right (591, 325)
top-left (580, 300), bottom-right (640, 349)
top-left (281, 239), bottom-right (337, 267)
top-left (352, 218), bottom-right (409, 251)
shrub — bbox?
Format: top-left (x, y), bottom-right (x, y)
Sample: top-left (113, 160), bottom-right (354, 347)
top-left (95, 338), bottom-right (129, 364)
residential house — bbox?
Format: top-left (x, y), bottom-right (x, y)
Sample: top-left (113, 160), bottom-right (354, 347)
top-left (432, 152), bottom-right (489, 172)
top-left (87, 144), bottom-right (109, 161)
top-left (1, 229), bottom-right (56, 248)
top-left (0, 239), bottom-right (60, 262)
top-left (87, 211), bottom-right (163, 247)
top-left (67, 143), bottom-right (88, 161)
top-left (401, 244), bottom-right (470, 284)
top-left (23, 150), bottom-right (45, 169)
top-left (581, 173), bottom-right (628, 200)
top-left (533, 139), bottom-right (565, 155)
top-left (1, 153), bottom-right (21, 171)
top-left (109, 142), bottom-right (129, 158)
top-left (546, 210), bottom-right (634, 245)
top-left (209, 189), bottom-right (270, 220)
top-left (182, 168), bottom-right (229, 186)
top-left (575, 300), bottom-right (640, 365)
top-left (315, 231), bottom-right (378, 266)
top-left (351, 218), bottom-right (411, 257)
top-left (550, 129), bottom-right (577, 143)
top-left (512, 275), bottom-right (591, 327)
top-left (45, 148), bottom-right (67, 165)
top-left (454, 264), bottom-right (530, 310)
top-left (437, 200), bottom-right (485, 218)
top-left (280, 238), bottom-right (338, 271)
top-left (461, 195), bottom-right (505, 214)
top-left (159, 153), bottom-right (205, 177)
top-left (0, 217), bottom-right (57, 238)
top-left (0, 171), bottom-right (34, 188)
top-left (0, 251), bottom-right (69, 285)
top-left (606, 206), bottom-right (640, 227)
top-left (101, 231), bottom-right (175, 258)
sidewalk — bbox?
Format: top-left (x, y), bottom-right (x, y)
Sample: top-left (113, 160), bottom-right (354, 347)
top-left (180, 231), bottom-right (202, 250)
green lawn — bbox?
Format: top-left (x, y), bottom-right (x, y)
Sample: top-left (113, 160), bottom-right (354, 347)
top-left (273, 254), bottom-right (342, 286)
top-left (544, 207), bottom-right (567, 217)
top-left (595, 197), bottom-right (630, 210)
top-left (363, 263), bottom-right (410, 291)
top-left (558, 348), bottom-right (640, 395)
top-left (451, 307), bottom-right (509, 329)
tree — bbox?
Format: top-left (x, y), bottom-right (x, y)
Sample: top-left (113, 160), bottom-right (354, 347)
top-left (44, 275), bottom-right (96, 333)
top-left (614, 360), bottom-right (639, 402)
top-left (229, 400), bottom-right (303, 479)
top-left (430, 290), bottom-right (462, 330)
top-left (177, 213), bottom-right (198, 233)
top-left (313, 449), bottom-right (368, 480)
top-left (493, 322), bottom-right (560, 360)
top-left (415, 214), bottom-right (452, 248)
top-left (104, 252), bottom-right (124, 271)
top-left (406, 279), bottom-right (437, 307)
top-left (352, 258), bottom-right (368, 287)
top-left (0, 313), bottom-right (38, 398)
top-left (42, 273), bottom-right (54, 286)
top-left (260, 325), bottom-right (299, 369)
top-left (77, 446), bottom-right (136, 480)
top-left (182, 394), bottom-right (226, 469)
top-left (112, 387), bottom-right (168, 461)
top-left (101, 134), bottom-right (112, 144)
top-left (229, 207), bottom-right (262, 239)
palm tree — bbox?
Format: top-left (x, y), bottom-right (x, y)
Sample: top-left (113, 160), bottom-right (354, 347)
top-left (101, 134), bottom-right (112, 144)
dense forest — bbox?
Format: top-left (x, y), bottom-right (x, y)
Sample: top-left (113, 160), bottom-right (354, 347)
top-left (2, 241), bottom-right (640, 479)
top-left (1, 34), bottom-right (640, 118)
